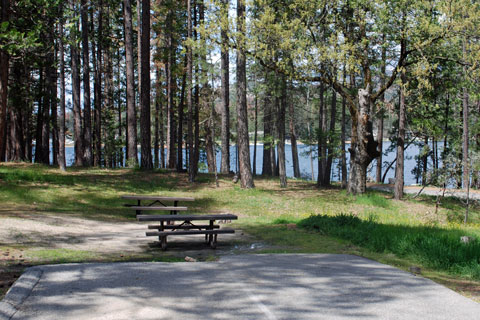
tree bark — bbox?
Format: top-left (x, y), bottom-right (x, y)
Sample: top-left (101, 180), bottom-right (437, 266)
top-left (0, 11), bottom-right (7, 160)
top-left (205, 122), bottom-right (215, 173)
top-left (9, 62), bottom-right (26, 161)
top-left (154, 68), bottom-right (160, 169)
top-left (253, 84), bottom-right (258, 176)
top-left (376, 39), bottom-right (386, 183)
top-left (136, 0), bottom-right (141, 113)
top-left (277, 77), bottom-right (287, 187)
top-left (236, 0), bottom-right (254, 188)
top-left (140, 0), bottom-right (152, 169)
top-left (324, 86), bottom-right (337, 185)
top-left (92, 1), bottom-right (102, 167)
top-left (34, 69), bottom-right (44, 163)
top-left (187, 0), bottom-right (195, 181)
top-left (341, 74), bottom-right (347, 188)
top-left (58, 15), bottom-right (66, 171)
top-left (347, 86), bottom-right (380, 194)
top-left (166, 10), bottom-right (176, 169)
top-left (103, 10), bottom-right (114, 168)
top-left (317, 82), bottom-right (325, 186)
top-left (0, 0), bottom-right (9, 162)
top-left (81, 0), bottom-right (92, 166)
top-left (177, 57), bottom-right (187, 172)
top-left (160, 68), bottom-right (165, 169)
top-left (262, 92), bottom-right (272, 176)
top-left (394, 70), bottom-right (406, 200)
top-left (462, 39), bottom-right (469, 189)
top-left (220, 0), bottom-right (230, 174)
top-left (288, 82), bottom-right (300, 179)
top-left (51, 37), bottom-right (59, 166)
top-left (124, 0), bottom-right (138, 166)
top-left (70, 0), bottom-right (84, 166)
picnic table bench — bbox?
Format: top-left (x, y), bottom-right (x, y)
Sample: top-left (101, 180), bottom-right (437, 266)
top-left (122, 195), bottom-right (194, 216)
top-left (138, 214), bottom-right (238, 250)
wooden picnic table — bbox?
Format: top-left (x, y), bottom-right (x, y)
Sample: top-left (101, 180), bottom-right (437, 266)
top-left (138, 214), bottom-right (238, 250)
top-left (122, 195), bottom-right (194, 216)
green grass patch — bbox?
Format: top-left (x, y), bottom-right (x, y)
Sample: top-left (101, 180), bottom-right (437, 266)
top-left (26, 248), bottom-right (99, 264)
top-left (354, 192), bottom-right (391, 208)
top-left (298, 214), bottom-right (480, 279)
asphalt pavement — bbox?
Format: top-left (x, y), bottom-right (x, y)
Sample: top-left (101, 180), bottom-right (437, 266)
top-left (1, 254), bottom-right (479, 320)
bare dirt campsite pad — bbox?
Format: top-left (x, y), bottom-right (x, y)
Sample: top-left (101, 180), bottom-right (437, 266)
top-left (2, 255), bottom-right (480, 320)
top-left (0, 213), bottom-right (253, 299)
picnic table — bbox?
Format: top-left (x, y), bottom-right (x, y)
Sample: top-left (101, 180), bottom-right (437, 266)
top-left (122, 195), bottom-right (195, 216)
top-left (138, 214), bottom-right (238, 250)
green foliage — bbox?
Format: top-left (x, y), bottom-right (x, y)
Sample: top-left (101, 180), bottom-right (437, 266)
top-left (299, 214), bottom-right (480, 279)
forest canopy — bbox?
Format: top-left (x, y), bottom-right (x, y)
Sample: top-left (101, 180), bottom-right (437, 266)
top-left (0, 0), bottom-right (479, 196)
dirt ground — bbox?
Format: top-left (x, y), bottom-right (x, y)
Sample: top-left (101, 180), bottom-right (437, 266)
top-left (0, 213), bottom-right (253, 299)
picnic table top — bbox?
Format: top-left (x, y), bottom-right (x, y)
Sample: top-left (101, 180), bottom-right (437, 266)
top-left (122, 195), bottom-right (195, 201)
top-left (137, 214), bottom-right (238, 222)
top-left (129, 206), bottom-right (188, 211)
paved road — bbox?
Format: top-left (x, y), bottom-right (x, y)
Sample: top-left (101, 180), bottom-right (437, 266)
top-left (369, 184), bottom-right (480, 201)
top-left (1, 254), bottom-right (479, 320)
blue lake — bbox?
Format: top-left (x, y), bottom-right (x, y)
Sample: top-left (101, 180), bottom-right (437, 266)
top-left (61, 141), bottom-right (433, 186)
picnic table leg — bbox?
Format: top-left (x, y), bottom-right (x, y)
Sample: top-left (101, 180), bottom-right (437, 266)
top-left (136, 200), bottom-right (141, 217)
top-left (208, 220), bottom-right (214, 246)
top-left (159, 221), bottom-right (167, 250)
top-left (210, 234), bottom-right (217, 249)
top-left (161, 236), bottom-right (167, 250)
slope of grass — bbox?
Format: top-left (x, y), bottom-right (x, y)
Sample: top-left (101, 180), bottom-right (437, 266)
top-left (1, 163), bottom-right (480, 300)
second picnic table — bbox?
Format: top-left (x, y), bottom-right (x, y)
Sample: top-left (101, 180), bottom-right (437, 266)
top-left (122, 195), bottom-right (195, 216)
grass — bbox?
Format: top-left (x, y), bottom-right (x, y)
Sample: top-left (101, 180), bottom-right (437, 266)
top-left (1, 163), bottom-right (480, 300)
top-left (297, 214), bottom-right (480, 279)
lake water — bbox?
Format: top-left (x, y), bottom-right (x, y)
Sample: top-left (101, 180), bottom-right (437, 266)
top-left (61, 141), bottom-right (432, 186)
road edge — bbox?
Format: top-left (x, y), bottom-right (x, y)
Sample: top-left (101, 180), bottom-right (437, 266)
top-left (0, 268), bottom-right (43, 320)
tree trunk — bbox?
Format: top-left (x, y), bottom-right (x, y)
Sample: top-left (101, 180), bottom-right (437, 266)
top-left (422, 136), bottom-right (428, 186)
top-left (58, 15), bottom-right (66, 171)
top-left (220, 0), bottom-right (230, 174)
top-left (34, 69), bottom-right (44, 163)
top-left (262, 93), bottom-right (272, 176)
top-left (140, 0), bottom-right (152, 169)
top-left (443, 93), bottom-right (449, 162)
top-left (177, 58), bottom-right (187, 172)
top-left (277, 77), bottom-right (287, 187)
top-left (462, 39), bottom-right (469, 189)
top-left (187, 0), bottom-right (195, 181)
top-left (103, 12), bottom-right (114, 168)
top-left (205, 122), bottom-right (215, 173)
top-left (93, 2), bottom-right (102, 167)
top-left (81, 0), bottom-right (92, 166)
top-left (42, 57), bottom-right (52, 164)
top-left (166, 11), bottom-right (176, 169)
top-left (341, 74), bottom-right (347, 188)
top-left (123, 0), bottom-right (138, 166)
top-left (51, 40), bottom-right (59, 166)
top-left (347, 86), bottom-right (380, 194)
top-left (0, 0), bottom-right (9, 162)
top-left (8, 62), bottom-right (25, 161)
top-left (376, 35), bottom-right (386, 183)
top-left (324, 86), bottom-right (337, 185)
top-left (154, 68), bottom-right (160, 169)
top-left (253, 85), bottom-right (258, 176)
top-left (160, 68), bottom-right (165, 169)
top-left (193, 0), bottom-right (202, 177)
top-left (136, 0), bottom-right (141, 113)
top-left (288, 82), bottom-right (300, 179)
top-left (236, 0), bottom-right (254, 188)
top-left (394, 70), bottom-right (406, 200)
top-left (317, 82), bottom-right (325, 185)
top-left (70, 0), bottom-right (84, 166)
